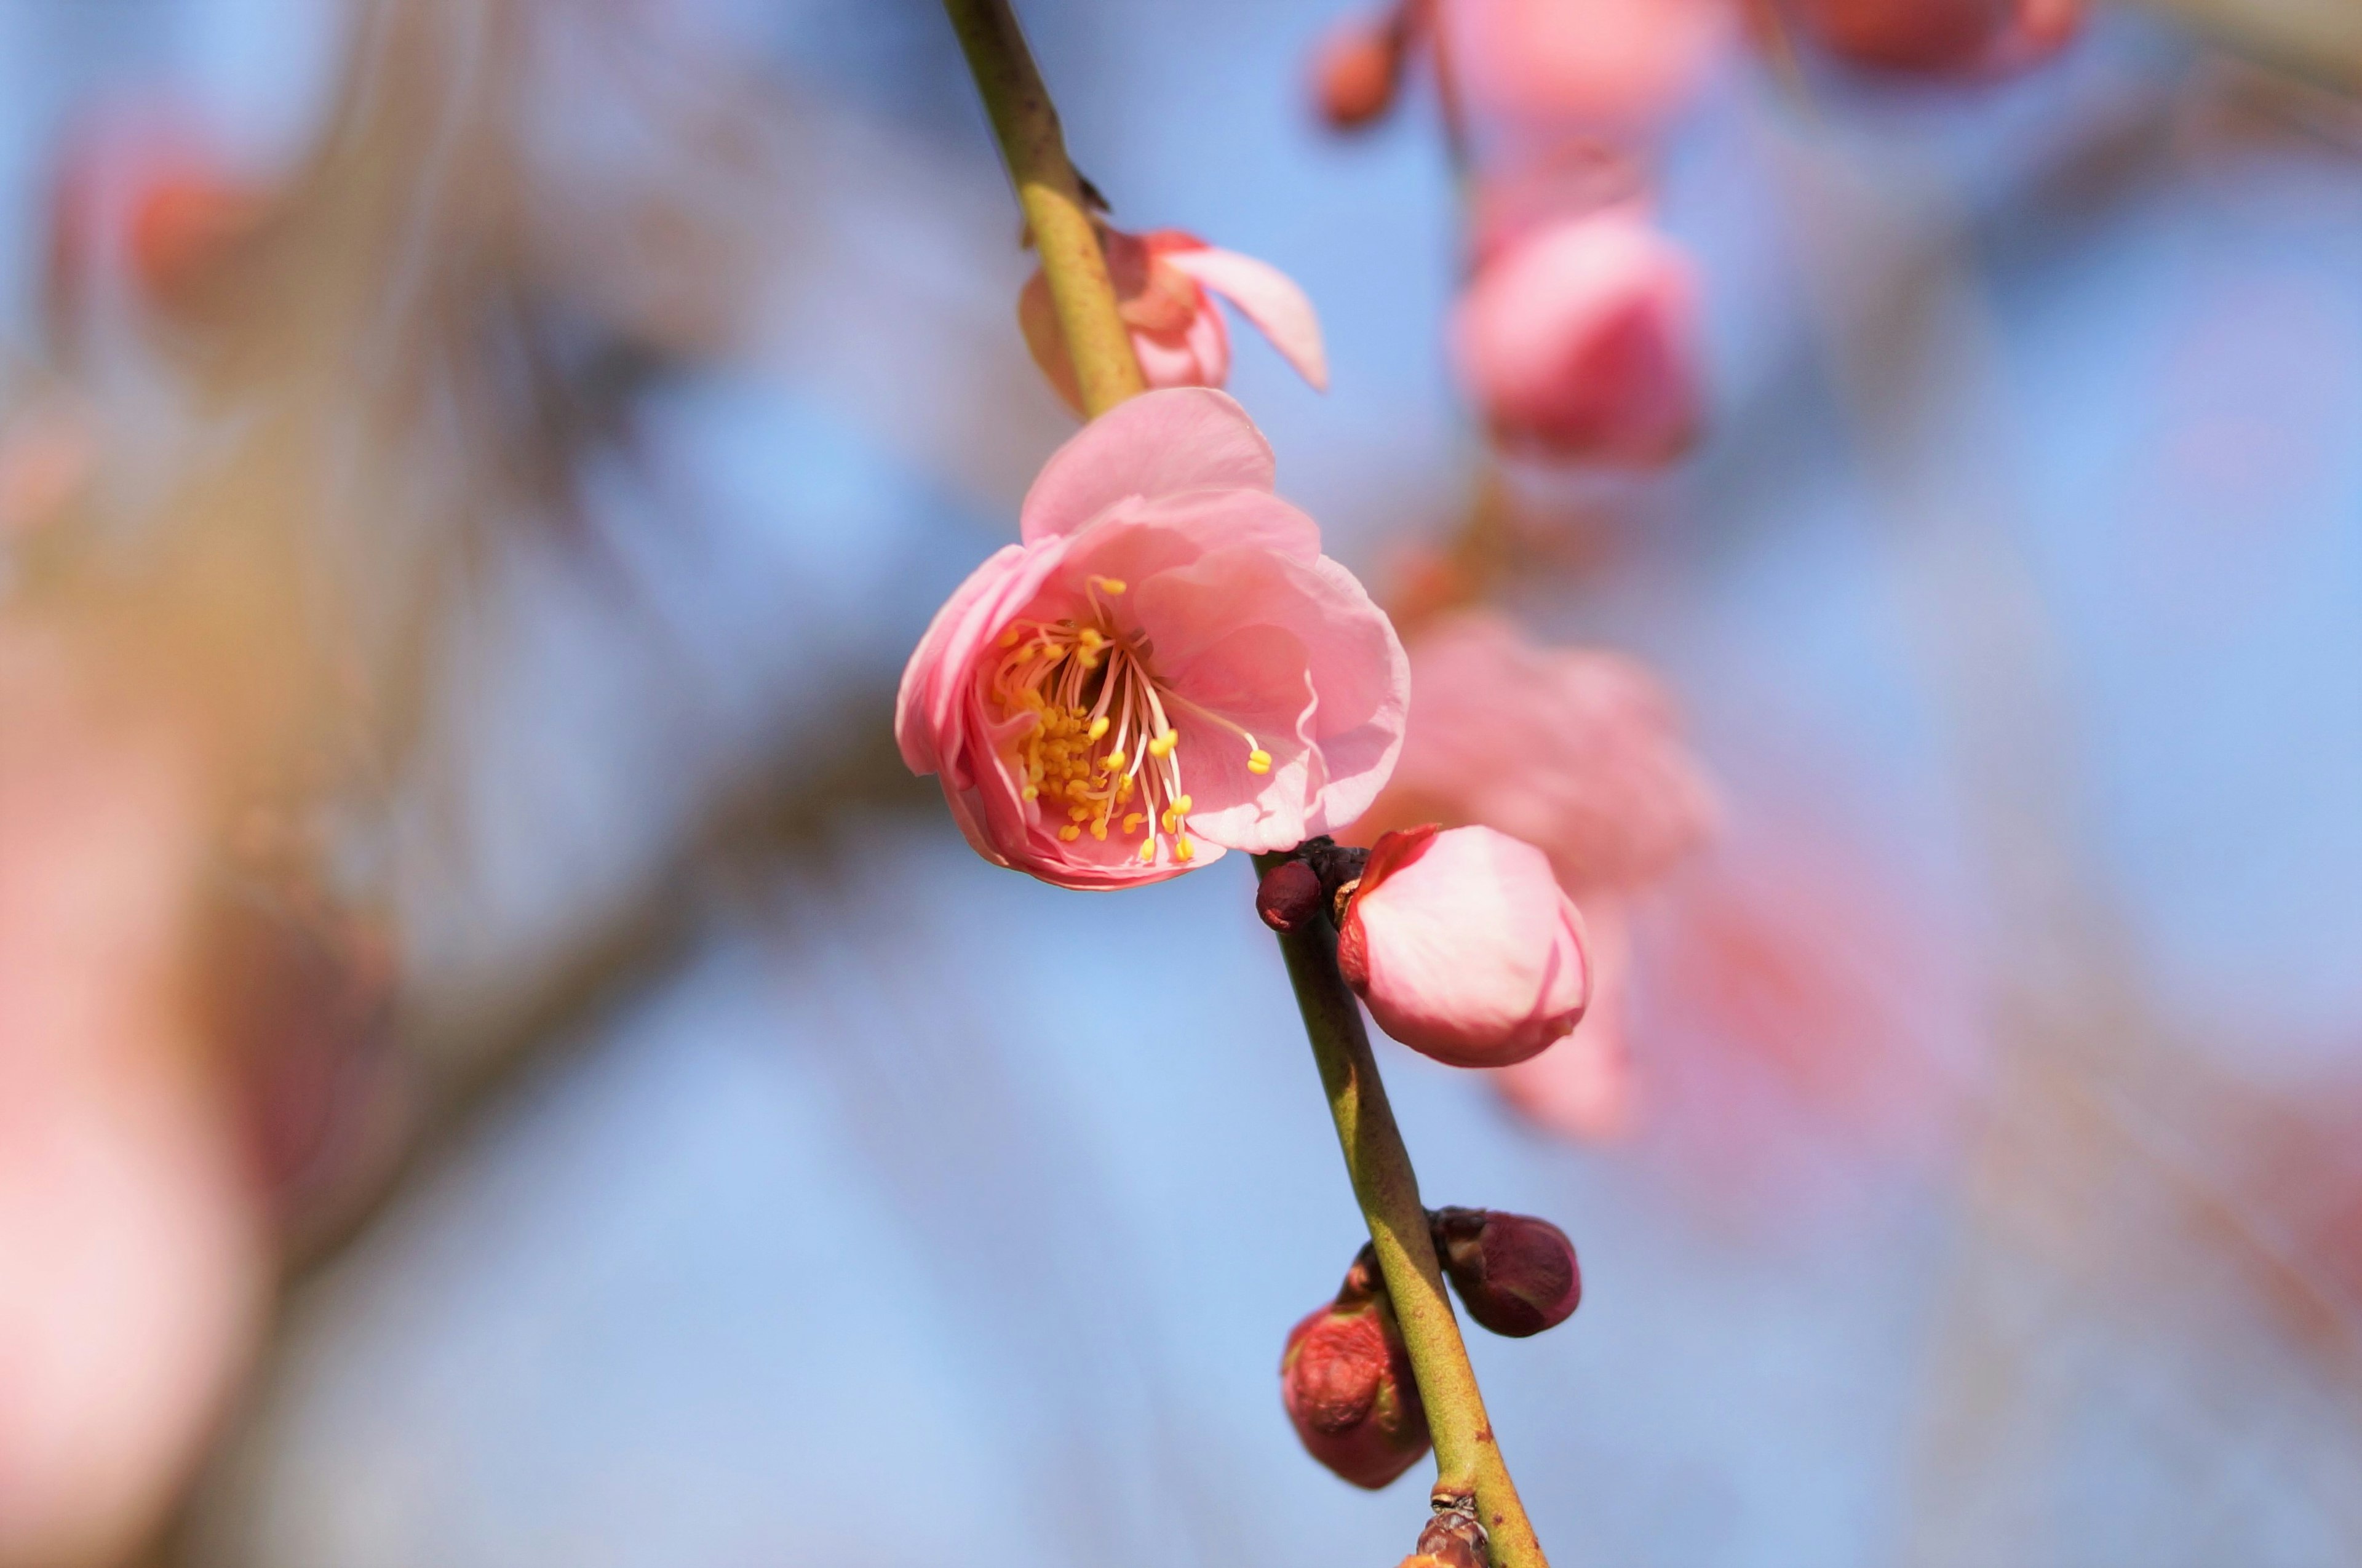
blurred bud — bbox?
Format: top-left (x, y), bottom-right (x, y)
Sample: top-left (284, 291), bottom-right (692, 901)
top-left (1779, 0), bottom-right (2078, 76)
top-left (1311, 15), bottom-right (1407, 130)
top-left (1280, 1256), bottom-right (1431, 1489)
top-left (1451, 208), bottom-right (1702, 466)
top-left (1258, 858), bottom-right (1326, 932)
top-left (1337, 824), bottom-right (1591, 1069)
top-left (1431, 1206), bottom-right (1581, 1337)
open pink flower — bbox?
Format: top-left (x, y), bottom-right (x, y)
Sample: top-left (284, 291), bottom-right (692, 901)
top-left (1452, 209), bottom-right (1703, 466)
top-left (1338, 824), bottom-right (1590, 1068)
top-left (1776, 0), bottom-right (2079, 76)
top-left (1020, 227), bottom-right (1327, 416)
top-left (1449, 0), bottom-right (1734, 136)
top-left (896, 388), bottom-right (1407, 889)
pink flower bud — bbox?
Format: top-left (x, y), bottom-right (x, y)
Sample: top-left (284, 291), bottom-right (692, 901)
top-left (1450, 209), bottom-right (1701, 466)
top-left (1337, 824), bottom-right (1591, 1068)
top-left (1431, 1207), bottom-right (1582, 1337)
top-left (1256, 858), bottom-right (1326, 932)
top-left (1280, 1275), bottom-right (1431, 1490)
top-left (1310, 16), bottom-right (1406, 130)
top-left (1020, 226), bottom-right (1327, 416)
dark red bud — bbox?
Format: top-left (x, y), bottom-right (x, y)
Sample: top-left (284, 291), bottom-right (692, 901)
top-left (1257, 858), bottom-right (1326, 932)
top-left (1431, 1207), bottom-right (1581, 1338)
top-left (1280, 1281), bottom-right (1431, 1488)
top-left (1311, 18), bottom-right (1404, 130)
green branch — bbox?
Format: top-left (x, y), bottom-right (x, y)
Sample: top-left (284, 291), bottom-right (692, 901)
top-left (942, 0), bottom-right (1146, 418)
top-left (1256, 853), bottom-right (1551, 1568)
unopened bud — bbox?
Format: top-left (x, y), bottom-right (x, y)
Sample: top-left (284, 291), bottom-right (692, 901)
top-left (1431, 1206), bottom-right (1581, 1337)
top-left (1280, 1260), bottom-right (1431, 1489)
top-left (1400, 1508), bottom-right (1489, 1568)
top-left (1257, 858), bottom-right (1326, 933)
top-left (1311, 17), bottom-right (1404, 130)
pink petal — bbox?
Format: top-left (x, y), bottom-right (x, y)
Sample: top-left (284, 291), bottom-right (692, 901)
top-left (1019, 387), bottom-right (1274, 544)
top-left (1162, 247), bottom-right (1330, 392)
top-left (1128, 544), bottom-right (1407, 852)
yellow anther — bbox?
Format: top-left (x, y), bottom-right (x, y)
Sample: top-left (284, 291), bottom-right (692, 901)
top-left (1102, 749), bottom-right (1126, 771)
top-left (1246, 749), bottom-right (1272, 775)
top-left (1090, 820), bottom-right (1108, 841)
top-left (1059, 825), bottom-right (1082, 842)
top-left (1175, 836), bottom-right (1196, 862)
top-left (1000, 627), bottom-right (1020, 647)
top-left (1137, 839), bottom-right (1156, 863)
top-left (1022, 785), bottom-right (1039, 801)
top-left (1172, 794), bottom-right (1193, 814)
top-left (1068, 805), bottom-right (1092, 822)
top-left (1094, 576), bottom-right (1127, 595)
top-left (1148, 728), bottom-right (1180, 758)
top-left (1087, 716), bottom-right (1110, 742)
top-left (1123, 813), bottom-right (1145, 834)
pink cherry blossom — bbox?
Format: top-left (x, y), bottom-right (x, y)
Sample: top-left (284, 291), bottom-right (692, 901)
top-left (1447, 0), bottom-right (1734, 137)
top-left (1337, 824), bottom-right (1591, 1069)
top-left (896, 388), bottom-right (1407, 890)
top-left (1355, 610), bottom-right (1717, 895)
top-left (1777, 0), bottom-right (2080, 76)
top-left (1020, 227), bottom-right (1327, 415)
top-left (1452, 209), bottom-right (1703, 466)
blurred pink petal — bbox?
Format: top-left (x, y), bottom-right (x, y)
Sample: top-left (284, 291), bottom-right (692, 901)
top-left (1338, 824), bottom-right (1591, 1068)
top-left (1452, 210), bottom-right (1704, 466)
top-left (1493, 897), bottom-right (1639, 1141)
top-left (897, 389), bottom-right (1407, 886)
top-left (1019, 227), bottom-right (1326, 415)
top-left (1354, 610), bottom-right (1717, 895)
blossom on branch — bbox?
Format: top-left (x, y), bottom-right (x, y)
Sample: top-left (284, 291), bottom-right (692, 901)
top-left (897, 388), bottom-right (1406, 889)
top-left (1020, 226), bottom-right (1327, 415)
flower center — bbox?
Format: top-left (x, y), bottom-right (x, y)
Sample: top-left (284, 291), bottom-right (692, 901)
top-left (988, 578), bottom-right (1270, 866)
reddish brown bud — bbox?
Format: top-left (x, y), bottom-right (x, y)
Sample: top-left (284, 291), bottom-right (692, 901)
top-left (1257, 858), bottom-right (1326, 933)
top-left (1431, 1206), bottom-right (1581, 1337)
top-left (1407, 1508), bottom-right (1489, 1568)
top-left (1280, 1273), bottom-right (1431, 1488)
top-left (1310, 17), bottom-right (1405, 130)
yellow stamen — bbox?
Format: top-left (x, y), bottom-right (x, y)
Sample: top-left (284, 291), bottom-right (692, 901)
top-left (1059, 825), bottom-right (1081, 842)
top-left (1174, 836), bottom-right (1195, 862)
top-left (1148, 728), bottom-right (1179, 759)
top-left (1087, 715), bottom-right (1110, 742)
top-left (1247, 749), bottom-right (1271, 774)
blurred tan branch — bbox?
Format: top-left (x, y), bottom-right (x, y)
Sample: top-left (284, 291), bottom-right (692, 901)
top-left (2127, 0), bottom-right (2362, 91)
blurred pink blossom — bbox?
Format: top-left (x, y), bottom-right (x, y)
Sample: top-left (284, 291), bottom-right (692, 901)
top-left (1338, 823), bottom-right (1592, 1068)
top-left (1452, 209), bottom-right (1704, 466)
top-left (1356, 610), bottom-right (1717, 893)
top-left (1019, 228), bottom-right (1327, 415)
top-left (897, 388), bottom-right (1406, 888)
top-left (1446, 0), bottom-right (1734, 138)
